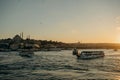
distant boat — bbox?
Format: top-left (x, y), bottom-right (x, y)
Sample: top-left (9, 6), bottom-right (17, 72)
top-left (19, 50), bottom-right (34, 57)
top-left (19, 42), bottom-right (35, 57)
top-left (114, 49), bottom-right (117, 51)
top-left (73, 49), bottom-right (104, 59)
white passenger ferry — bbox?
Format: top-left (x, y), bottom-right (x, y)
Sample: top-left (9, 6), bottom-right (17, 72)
top-left (73, 49), bottom-right (104, 59)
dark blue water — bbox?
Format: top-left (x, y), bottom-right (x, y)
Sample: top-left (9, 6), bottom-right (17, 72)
top-left (0, 49), bottom-right (120, 80)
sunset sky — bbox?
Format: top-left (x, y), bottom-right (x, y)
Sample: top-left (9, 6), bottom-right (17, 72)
top-left (0, 0), bottom-right (120, 43)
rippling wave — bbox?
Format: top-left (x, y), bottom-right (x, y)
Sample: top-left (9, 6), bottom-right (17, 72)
top-left (0, 49), bottom-right (120, 80)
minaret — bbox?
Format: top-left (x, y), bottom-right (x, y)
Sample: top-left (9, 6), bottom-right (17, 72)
top-left (22, 32), bottom-right (23, 39)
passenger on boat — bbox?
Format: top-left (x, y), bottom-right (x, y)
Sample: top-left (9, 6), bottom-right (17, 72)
top-left (72, 48), bottom-right (78, 55)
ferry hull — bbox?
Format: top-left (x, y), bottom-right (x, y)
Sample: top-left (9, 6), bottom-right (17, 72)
top-left (78, 55), bottom-right (104, 60)
top-left (76, 51), bottom-right (105, 60)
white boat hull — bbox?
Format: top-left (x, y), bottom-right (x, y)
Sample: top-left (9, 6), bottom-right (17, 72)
top-left (77, 51), bottom-right (104, 59)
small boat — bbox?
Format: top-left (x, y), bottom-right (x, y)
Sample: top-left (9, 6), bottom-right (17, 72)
top-left (114, 49), bottom-right (117, 51)
top-left (19, 50), bottom-right (34, 57)
top-left (73, 49), bottom-right (104, 59)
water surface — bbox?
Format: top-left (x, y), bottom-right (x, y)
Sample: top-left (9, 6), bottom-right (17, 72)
top-left (0, 49), bottom-right (120, 80)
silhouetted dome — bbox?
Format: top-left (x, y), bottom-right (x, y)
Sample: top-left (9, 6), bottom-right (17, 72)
top-left (13, 35), bottom-right (22, 42)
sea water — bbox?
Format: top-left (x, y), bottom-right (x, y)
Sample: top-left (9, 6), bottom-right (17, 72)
top-left (0, 49), bottom-right (120, 80)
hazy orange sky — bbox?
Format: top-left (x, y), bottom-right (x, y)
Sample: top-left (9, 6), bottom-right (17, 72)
top-left (0, 0), bottom-right (120, 43)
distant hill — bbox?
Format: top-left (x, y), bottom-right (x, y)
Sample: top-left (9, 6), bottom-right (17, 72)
top-left (1, 35), bottom-right (120, 49)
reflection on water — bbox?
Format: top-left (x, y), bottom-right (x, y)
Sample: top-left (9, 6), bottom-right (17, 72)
top-left (0, 49), bottom-right (120, 79)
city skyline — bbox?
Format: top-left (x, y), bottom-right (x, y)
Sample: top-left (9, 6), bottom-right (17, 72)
top-left (1, 0), bottom-right (120, 43)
